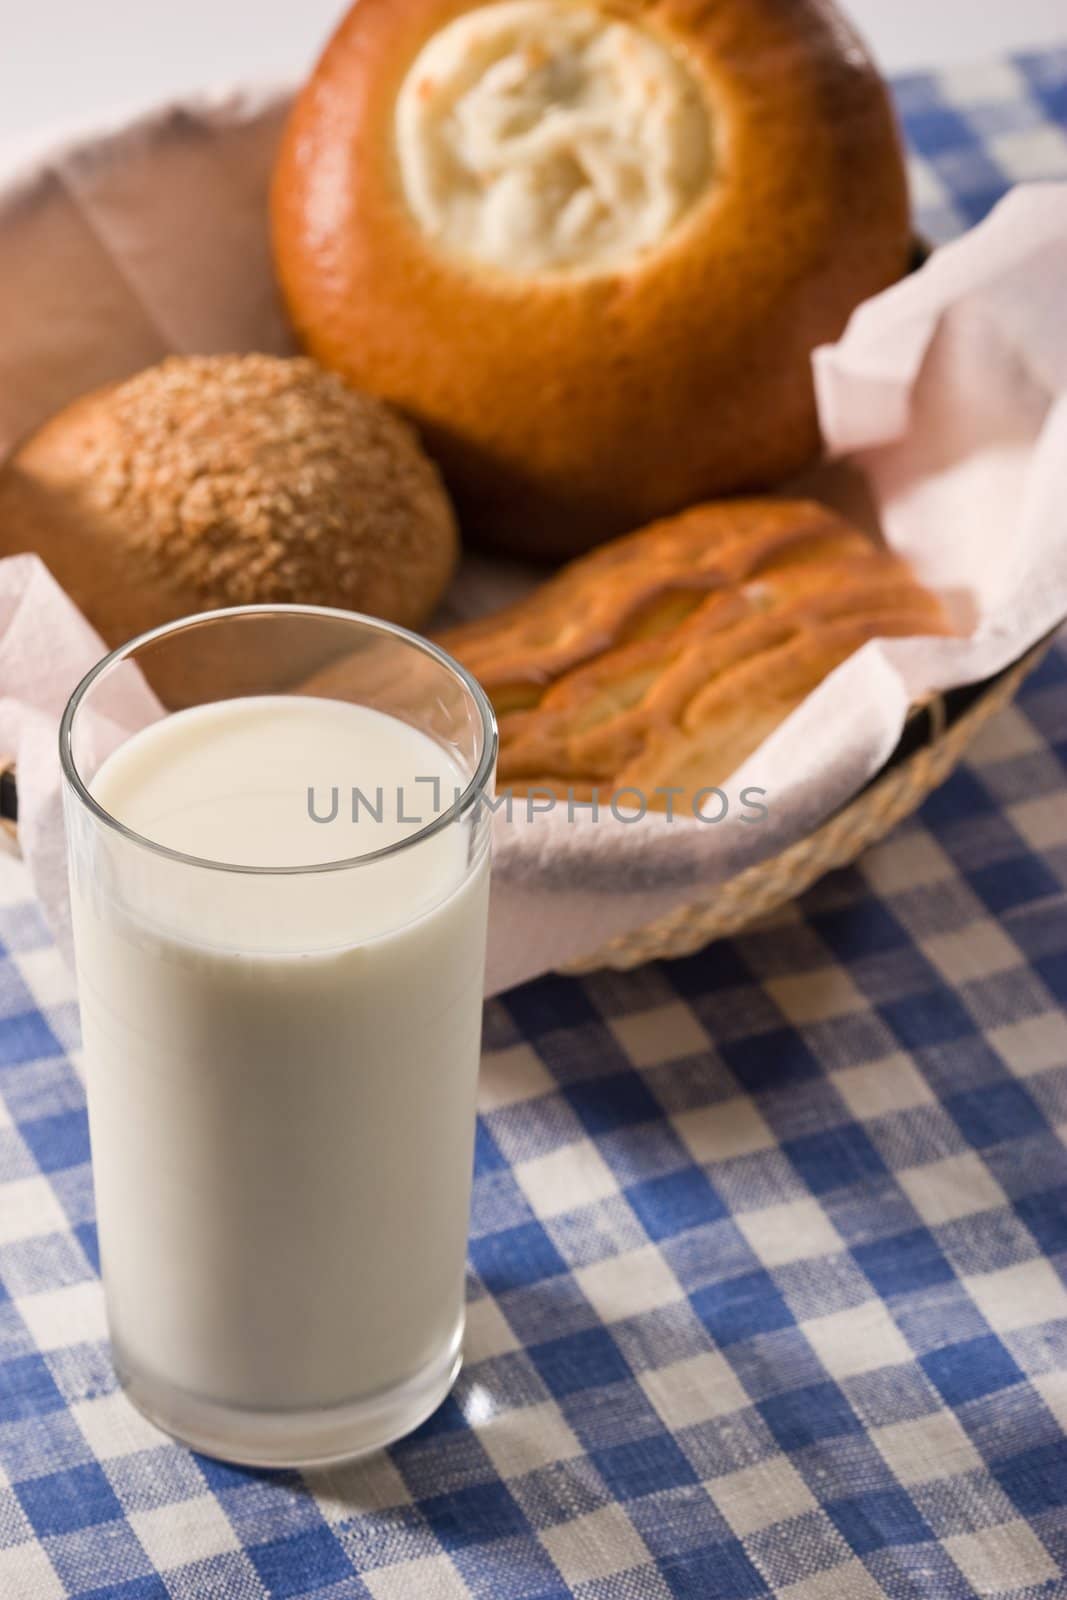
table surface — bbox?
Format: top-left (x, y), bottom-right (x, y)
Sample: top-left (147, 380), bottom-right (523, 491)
top-left (1, 1), bottom-right (1066, 158)
top-left (2, 35), bottom-right (1067, 1600)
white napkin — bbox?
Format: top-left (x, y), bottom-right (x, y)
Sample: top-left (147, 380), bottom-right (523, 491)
top-left (0, 89), bottom-right (1064, 992)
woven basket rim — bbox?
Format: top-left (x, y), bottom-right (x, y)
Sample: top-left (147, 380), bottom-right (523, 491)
top-left (565, 630), bottom-right (1057, 971)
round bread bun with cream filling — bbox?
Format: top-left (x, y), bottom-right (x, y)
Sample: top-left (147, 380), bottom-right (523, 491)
top-left (272, 0), bottom-right (910, 559)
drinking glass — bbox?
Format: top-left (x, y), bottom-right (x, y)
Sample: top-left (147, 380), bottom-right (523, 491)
top-left (60, 606), bottom-right (496, 1465)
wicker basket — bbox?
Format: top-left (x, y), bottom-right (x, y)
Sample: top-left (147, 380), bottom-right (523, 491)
top-left (0, 638), bottom-right (1052, 969)
top-left (567, 635), bottom-right (1054, 972)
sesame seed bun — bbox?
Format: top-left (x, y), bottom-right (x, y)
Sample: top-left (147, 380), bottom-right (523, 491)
top-left (0, 354), bottom-right (459, 650)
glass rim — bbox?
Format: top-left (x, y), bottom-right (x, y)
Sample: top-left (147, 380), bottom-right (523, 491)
top-left (58, 604), bottom-right (498, 877)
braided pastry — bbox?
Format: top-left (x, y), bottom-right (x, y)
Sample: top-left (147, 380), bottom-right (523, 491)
top-left (438, 500), bottom-right (952, 806)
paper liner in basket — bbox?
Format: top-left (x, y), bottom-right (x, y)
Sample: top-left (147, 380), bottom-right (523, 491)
top-left (0, 90), bottom-right (1063, 993)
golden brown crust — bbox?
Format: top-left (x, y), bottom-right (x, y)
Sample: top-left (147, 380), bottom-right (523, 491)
top-left (436, 498), bottom-right (952, 803)
top-left (0, 354), bottom-right (459, 649)
top-left (272, 0), bottom-right (911, 559)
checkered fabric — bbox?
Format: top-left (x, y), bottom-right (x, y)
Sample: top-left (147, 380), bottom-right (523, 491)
top-left (2, 49), bottom-right (1067, 1600)
top-left (898, 52), bottom-right (1067, 242)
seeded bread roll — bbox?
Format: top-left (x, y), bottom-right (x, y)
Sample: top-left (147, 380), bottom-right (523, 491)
top-left (0, 354), bottom-right (459, 649)
top-left (273, 0), bottom-right (911, 559)
top-left (437, 499), bottom-right (953, 805)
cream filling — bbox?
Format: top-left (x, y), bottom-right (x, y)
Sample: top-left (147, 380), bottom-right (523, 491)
top-left (395, 0), bottom-right (713, 275)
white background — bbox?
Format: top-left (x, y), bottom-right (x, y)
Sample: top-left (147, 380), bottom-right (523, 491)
top-left (2, 0), bottom-right (1065, 159)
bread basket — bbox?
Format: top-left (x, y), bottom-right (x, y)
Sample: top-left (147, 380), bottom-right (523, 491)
top-left (0, 92), bottom-right (1061, 983)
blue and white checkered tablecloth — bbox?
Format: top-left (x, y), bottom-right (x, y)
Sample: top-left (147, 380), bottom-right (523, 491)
top-left (3, 48), bottom-right (1067, 1600)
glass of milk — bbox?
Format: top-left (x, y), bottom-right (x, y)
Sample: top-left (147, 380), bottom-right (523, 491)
top-left (60, 605), bottom-right (497, 1466)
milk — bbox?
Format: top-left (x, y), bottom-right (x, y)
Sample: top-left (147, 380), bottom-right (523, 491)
top-left (67, 695), bottom-right (491, 1460)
